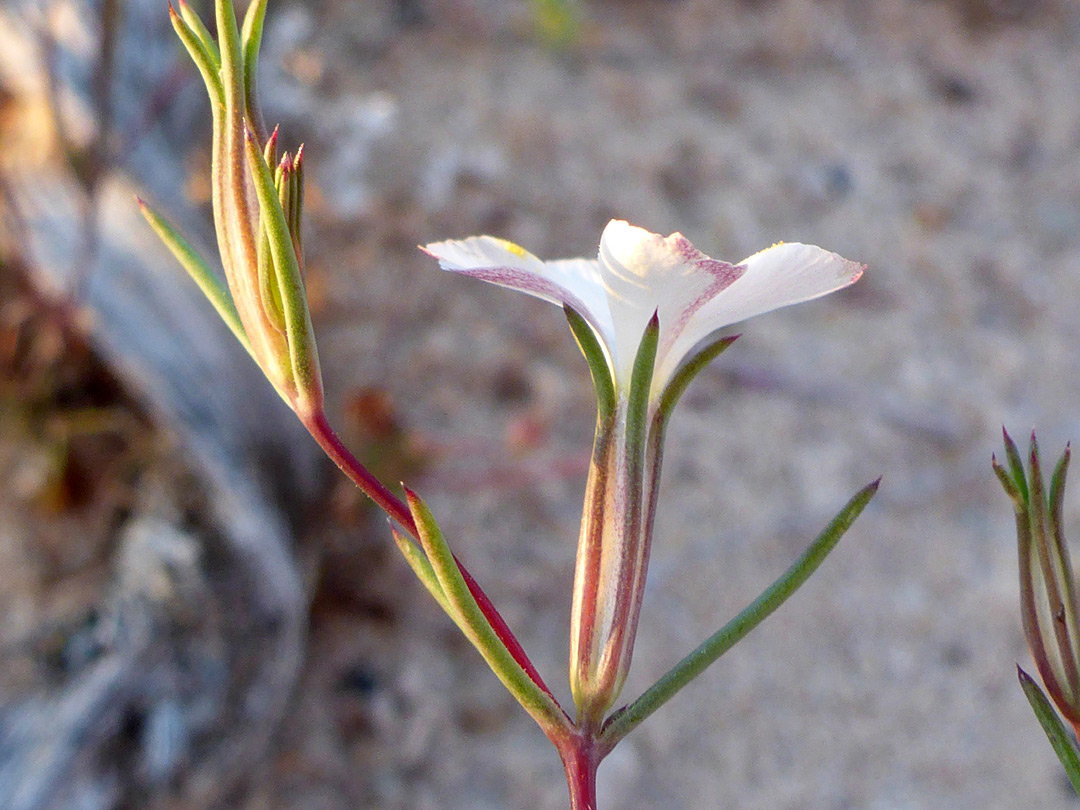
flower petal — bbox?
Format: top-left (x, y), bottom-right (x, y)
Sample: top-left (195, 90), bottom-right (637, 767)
top-left (657, 242), bottom-right (862, 388)
top-left (708, 242), bottom-right (862, 326)
top-left (423, 236), bottom-right (613, 344)
top-left (597, 221), bottom-right (742, 383)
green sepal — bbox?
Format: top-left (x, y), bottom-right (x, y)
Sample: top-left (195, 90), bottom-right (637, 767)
top-left (625, 311), bottom-right (659, 463)
top-left (564, 305), bottom-right (615, 420)
top-left (256, 218), bottom-right (286, 336)
top-left (263, 125), bottom-right (278, 167)
top-left (137, 197), bottom-right (251, 356)
top-left (1019, 666), bottom-right (1080, 795)
top-left (288, 148), bottom-right (304, 260)
top-left (240, 0), bottom-right (269, 143)
top-left (169, 4), bottom-right (224, 107)
top-left (404, 489), bottom-right (569, 736)
top-left (243, 126), bottom-right (322, 406)
top-left (657, 333), bottom-right (740, 420)
top-left (599, 477), bottom-right (880, 750)
top-left (274, 156), bottom-right (289, 208)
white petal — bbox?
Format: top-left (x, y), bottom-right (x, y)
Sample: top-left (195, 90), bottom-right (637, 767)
top-left (423, 236), bottom-right (614, 343)
top-left (707, 242), bottom-right (863, 326)
top-left (658, 242), bottom-right (862, 386)
top-left (597, 220), bottom-right (742, 383)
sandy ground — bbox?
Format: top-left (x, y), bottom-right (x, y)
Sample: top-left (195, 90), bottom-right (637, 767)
top-left (7, 0), bottom-right (1080, 808)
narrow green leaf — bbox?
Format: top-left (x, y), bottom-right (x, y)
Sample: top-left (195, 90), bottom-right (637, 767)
top-left (240, 0), bottom-right (269, 142)
top-left (657, 333), bottom-right (740, 419)
top-left (405, 489), bottom-right (569, 735)
top-left (1019, 666), bottom-right (1080, 795)
top-left (137, 198), bottom-right (252, 356)
top-left (1049, 444), bottom-right (1071, 526)
top-left (391, 526), bottom-right (452, 616)
top-left (169, 4), bottom-right (224, 106)
top-left (565, 305), bottom-right (615, 420)
top-left (600, 477), bottom-right (880, 750)
top-left (215, 0), bottom-right (245, 103)
top-left (243, 126), bottom-right (322, 401)
top-left (176, 0), bottom-right (220, 69)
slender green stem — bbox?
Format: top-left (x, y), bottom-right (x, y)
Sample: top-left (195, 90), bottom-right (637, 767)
top-left (1019, 666), bottom-right (1080, 795)
top-left (599, 477), bottom-right (879, 750)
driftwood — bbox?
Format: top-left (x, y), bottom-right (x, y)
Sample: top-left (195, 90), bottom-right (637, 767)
top-left (0, 1), bottom-right (325, 807)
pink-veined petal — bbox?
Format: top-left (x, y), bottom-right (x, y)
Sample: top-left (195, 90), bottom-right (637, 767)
top-left (423, 236), bottom-right (614, 346)
top-left (597, 220), bottom-right (742, 383)
top-left (656, 242), bottom-right (862, 387)
top-left (711, 242), bottom-right (862, 326)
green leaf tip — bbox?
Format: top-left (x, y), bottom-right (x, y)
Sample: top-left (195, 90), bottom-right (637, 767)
top-left (390, 522), bottom-right (452, 616)
top-left (1019, 665), bottom-right (1080, 795)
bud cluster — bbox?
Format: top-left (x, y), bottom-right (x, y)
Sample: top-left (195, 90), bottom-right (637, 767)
top-left (142, 0), bottom-right (321, 417)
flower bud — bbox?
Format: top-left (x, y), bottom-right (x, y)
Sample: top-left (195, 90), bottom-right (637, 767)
top-left (157, 0), bottom-right (321, 416)
top-left (995, 430), bottom-right (1080, 732)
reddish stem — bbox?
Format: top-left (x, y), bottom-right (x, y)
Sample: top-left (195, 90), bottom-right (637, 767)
top-left (302, 408), bottom-right (555, 699)
top-left (559, 733), bottom-right (600, 810)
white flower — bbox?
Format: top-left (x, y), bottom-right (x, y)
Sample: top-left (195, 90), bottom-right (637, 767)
top-left (424, 219), bottom-right (862, 404)
top-left (424, 220), bottom-right (864, 726)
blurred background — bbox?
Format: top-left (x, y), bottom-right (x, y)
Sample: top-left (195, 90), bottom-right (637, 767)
top-left (1, 0), bottom-right (1079, 807)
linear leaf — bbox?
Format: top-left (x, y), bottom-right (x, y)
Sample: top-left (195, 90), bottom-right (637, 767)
top-left (137, 198), bottom-right (251, 356)
top-left (600, 477), bottom-right (880, 749)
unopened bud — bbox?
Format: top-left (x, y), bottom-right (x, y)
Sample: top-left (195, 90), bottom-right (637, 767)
top-left (996, 430), bottom-right (1080, 732)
